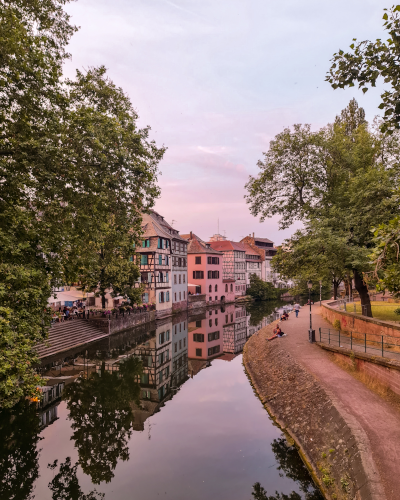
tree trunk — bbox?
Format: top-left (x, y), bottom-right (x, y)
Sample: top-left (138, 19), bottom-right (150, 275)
top-left (333, 281), bottom-right (339, 300)
top-left (353, 268), bottom-right (372, 317)
top-left (101, 294), bottom-right (106, 309)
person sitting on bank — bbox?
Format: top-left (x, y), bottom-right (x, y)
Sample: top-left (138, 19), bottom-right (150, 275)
top-left (280, 311), bottom-right (289, 321)
top-left (267, 325), bottom-right (286, 341)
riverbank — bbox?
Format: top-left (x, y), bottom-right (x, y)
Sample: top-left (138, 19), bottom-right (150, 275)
top-left (243, 305), bottom-right (400, 500)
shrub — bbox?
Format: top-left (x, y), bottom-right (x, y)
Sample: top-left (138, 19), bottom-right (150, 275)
top-left (333, 319), bottom-right (341, 330)
top-left (394, 307), bottom-right (400, 316)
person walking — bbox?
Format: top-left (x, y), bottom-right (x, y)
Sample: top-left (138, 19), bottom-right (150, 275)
top-left (294, 303), bottom-right (300, 318)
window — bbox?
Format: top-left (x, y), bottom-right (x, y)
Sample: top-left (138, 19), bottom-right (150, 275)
top-left (166, 272), bottom-right (169, 283)
top-left (209, 285), bottom-right (212, 293)
top-left (157, 238), bottom-right (162, 249)
top-left (208, 331), bottom-right (220, 341)
top-left (174, 275), bottom-right (177, 284)
top-left (142, 239), bottom-right (150, 248)
top-left (179, 340), bottom-right (182, 349)
top-left (207, 257), bottom-right (220, 265)
top-left (215, 285), bottom-right (218, 292)
top-left (225, 314), bottom-right (228, 323)
top-left (159, 292), bottom-right (165, 303)
top-left (196, 349), bottom-right (202, 357)
top-left (179, 274), bottom-right (181, 284)
top-left (174, 293), bottom-right (177, 301)
top-left (166, 330), bottom-right (170, 341)
top-left (179, 292), bottom-right (181, 301)
top-left (209, 310), bottom-right (212, 316)
top-left (141, 255), bottom-right (148, 265)
top-left (215, 296), bottom-right (217, 301)
top-left (208, 345), bottom-right (220, 356)
top-left (207, 271), bottom-right (220, 279)
top-left (174, 342), bottom-right (177, 353)
top-left (183, 337), bottom-right (186, 347)
top-left (159, 332), bottom-right (165, 344)
top-left (209, 297), bottom-right (212, 302)
top-left (225, 284), bottom-right (228, 292)
top-left (193, 334), bottom-right (204, 342)
top-left (166, 255), bottom-right (169, 265)
top-left (215, 318), bottom-right (218, 326)
top-left (159, 254), bottom-right (162, 265)
top-left (166, 291), bottom-right (170, 302)
top-left (209, 319), bottom-right (212, 327)
top-left (193, 271), bottom-right (204, 279)
top-left (230, 284), bottom-right (233, 292)
top-left (159, 271), bottom-right (164, 283)
top-left (196, 320), bottom-right (202, 327)
top-left (195, 256), bottom-right (201, 264)
top-left (142, 293), bottom-right (149, 303)
top-left (183, 291), bottom-right (185, 299)
top-left (183, 274), bottom-right (186, 283)
top-left (195, 286), bottom-right (201, 294)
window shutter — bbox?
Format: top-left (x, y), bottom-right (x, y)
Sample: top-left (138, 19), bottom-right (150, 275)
top-left (166, 272), bottom-right (169, 283)
top-left (159, 292), bottom-right (161, 302)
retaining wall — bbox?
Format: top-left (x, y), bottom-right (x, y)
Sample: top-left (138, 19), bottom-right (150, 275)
top-left (318, 343), bottom-right (400, 398)
top-left (322, 302), bottom-right (400, 341)
top-left (89, 310), bottom-right (156, 335)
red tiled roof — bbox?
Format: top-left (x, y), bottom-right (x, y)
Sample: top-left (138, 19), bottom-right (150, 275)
top-left (208, 240), bottom-right (246, 252)
top-left (241, 242), bottom-right (260, 257)
top-left (182, 233), bottom-right (223, 255)
top-left (254, 237), bottom-right (274, 244)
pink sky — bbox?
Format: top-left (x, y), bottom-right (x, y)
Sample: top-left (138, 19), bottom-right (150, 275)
top-left (64, 0), bottom-right (386, 244)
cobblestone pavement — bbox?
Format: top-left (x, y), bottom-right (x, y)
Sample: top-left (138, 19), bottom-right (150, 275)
top-left (268, 304), bottom-right (400, 500)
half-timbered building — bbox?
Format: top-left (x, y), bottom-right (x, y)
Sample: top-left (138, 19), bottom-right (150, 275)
top-left (137, 211), bottom-right (188, 318)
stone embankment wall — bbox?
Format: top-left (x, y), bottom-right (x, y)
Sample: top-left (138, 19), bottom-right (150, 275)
top-left (322, 303), bottom-right (400, 341)
top-left (318, 343), bottom-right (400, 398)
top-left (243, 323), bottom-right (383, 500)
top-left (89, 310), bottom-right (156, 335)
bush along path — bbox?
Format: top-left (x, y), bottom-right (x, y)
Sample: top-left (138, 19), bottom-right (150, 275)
top-left (243, 304), bottom-right (400, 500)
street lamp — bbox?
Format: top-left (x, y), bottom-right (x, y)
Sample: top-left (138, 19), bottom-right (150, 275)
top-left (307, 280), bottom-right (315, 343)
top-left (319, 280), bottom-right (322, 307)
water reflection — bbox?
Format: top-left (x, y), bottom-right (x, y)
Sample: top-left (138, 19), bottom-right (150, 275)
top-left (0, 401), bottom-right (41, 500)
top-left (2, 302), bottom-right (322, 499)
top-left (64, 357), bottom-right (142, 484)
top-left (48, 457), bottom-right (104, 500)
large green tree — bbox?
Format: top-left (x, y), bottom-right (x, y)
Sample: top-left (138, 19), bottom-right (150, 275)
top-left (246, 100), bottom-right (398, 316)
top-left (0, 2), bottom-right (164, 406)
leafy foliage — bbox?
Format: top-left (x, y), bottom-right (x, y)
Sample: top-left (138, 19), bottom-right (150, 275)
top-left (247, 275), bottom-right (280, 301)
top-left (326, 5), bottom-right (400, 134)
top-left (245, 99), bottom-right (400, 316)
top-left (369, 216), bottom-right (400, 296)
top-left (0, 2), bottom-right (164, 406)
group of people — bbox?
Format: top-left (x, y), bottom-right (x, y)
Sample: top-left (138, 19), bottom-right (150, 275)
top-left (52, 303), bottom-right (86, 322)
top-left (267, 303), bottom-right (301, 341)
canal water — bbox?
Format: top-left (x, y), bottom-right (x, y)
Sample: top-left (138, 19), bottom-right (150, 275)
top-left (0, 301), bottom-right (323, 500)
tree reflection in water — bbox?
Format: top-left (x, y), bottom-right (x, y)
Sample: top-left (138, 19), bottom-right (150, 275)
top-left (246, 301), bottom-right (284, 327)
top-left (64, 357), bottom-right (142, 485)
top-left (48, 457), bottom-right (104, 500)
top-left (251, 437), bottom-right (323, 500)
top-left (0, 401), bottom-right (41, 500)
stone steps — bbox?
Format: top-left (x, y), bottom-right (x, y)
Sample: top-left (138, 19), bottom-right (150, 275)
top-left (35, 319), bottom-right (108, 359)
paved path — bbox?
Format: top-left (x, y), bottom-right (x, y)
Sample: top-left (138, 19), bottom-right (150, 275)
top-left (278, 305), bottom-right (400, 500)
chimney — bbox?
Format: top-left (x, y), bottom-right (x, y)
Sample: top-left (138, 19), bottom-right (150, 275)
top-left (190, 231), bottom-right (193, 239)
top-left (253, 232), bottom-right (254, 238)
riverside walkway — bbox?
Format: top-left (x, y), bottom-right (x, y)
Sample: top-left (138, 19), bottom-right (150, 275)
top-left (245, 303), bottom-right (400, 500)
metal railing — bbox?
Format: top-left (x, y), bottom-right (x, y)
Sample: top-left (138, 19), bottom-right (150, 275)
top-left (318, 327), bottom-right (400, 362)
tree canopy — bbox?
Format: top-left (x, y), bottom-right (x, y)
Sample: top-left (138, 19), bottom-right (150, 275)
top-left (246, 100), bottom-right (400, 315)
top-left (0, 1), bottom-right (164, 407)
top-left (326, 5), bottom-right (400, 135)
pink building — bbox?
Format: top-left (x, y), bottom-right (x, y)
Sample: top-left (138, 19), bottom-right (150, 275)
top-left (181, 232), bottom-right (235, 305)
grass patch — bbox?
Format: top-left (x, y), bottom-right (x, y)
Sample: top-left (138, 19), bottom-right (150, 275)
top-left (350, 301), bottom-right (400, 322)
